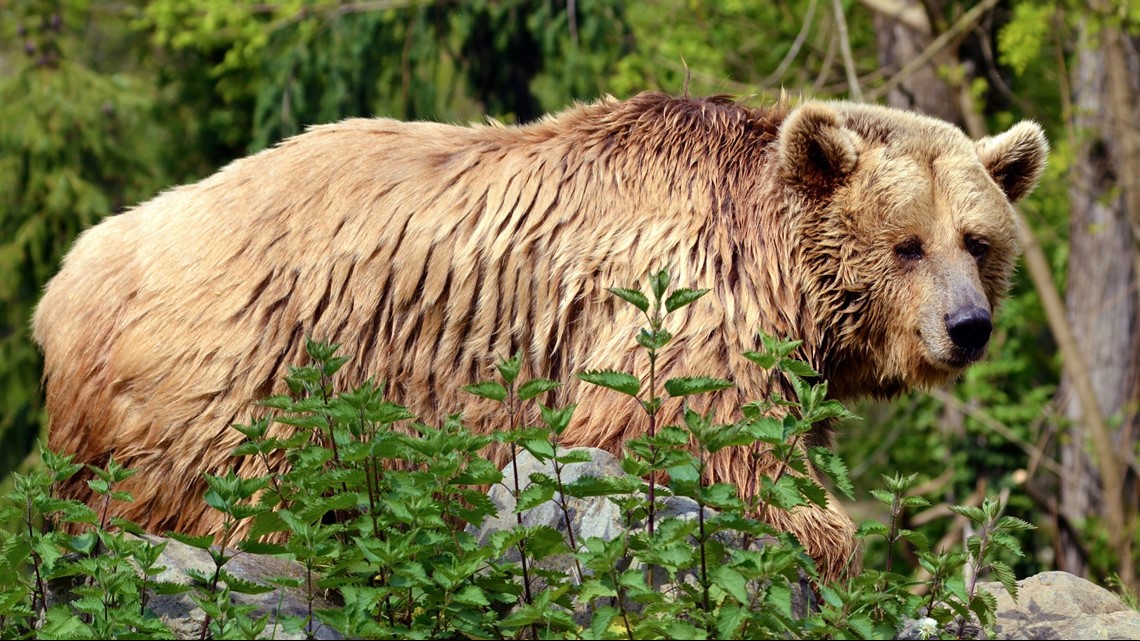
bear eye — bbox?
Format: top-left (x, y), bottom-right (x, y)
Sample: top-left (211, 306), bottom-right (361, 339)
top-left (965, 234), bottom-right (989, 260)
top-left (895, 238), bottom-right (924, 262)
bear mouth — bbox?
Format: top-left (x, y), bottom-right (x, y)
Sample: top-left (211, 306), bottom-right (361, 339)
top-left (940, 345), bottom-right (987, 370)
top-left (918, 328), bottom-right (988, 371)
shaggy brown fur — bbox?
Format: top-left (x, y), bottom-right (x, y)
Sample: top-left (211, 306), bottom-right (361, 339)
top-left (34, 92), bottom-right (1047, 582)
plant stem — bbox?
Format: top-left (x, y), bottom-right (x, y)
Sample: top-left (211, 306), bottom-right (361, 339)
top-left (551, 438), bottom-right (585, 584)
top-left (646, 316), bottom-right (660, 540)
top-left (957, 529), bottom-right (990, 639)
top-left (612, 567), bottom-right (635, 641)
top-left (698, 448), bottom-right (710, 612)
top-left (25, 497), bottom-right (46, 619)
top-left (885, 492), bottom-right (900, 574)
top-left (505, 389), bottom-right (537, 641)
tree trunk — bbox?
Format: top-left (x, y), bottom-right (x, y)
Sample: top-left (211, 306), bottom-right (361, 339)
top-left (872, 0), bottom-right (963, 126)
top-left (1058, 21), bottom-right (1140, 586)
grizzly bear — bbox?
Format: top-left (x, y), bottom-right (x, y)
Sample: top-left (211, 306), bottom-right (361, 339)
top-left (34, 92), bottom-right (1047, 582)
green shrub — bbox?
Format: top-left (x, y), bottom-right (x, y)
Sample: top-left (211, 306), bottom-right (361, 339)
top-left (0, 269), bottom-right (1033, 639)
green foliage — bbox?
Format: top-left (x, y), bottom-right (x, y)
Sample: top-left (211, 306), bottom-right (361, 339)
top-left (998, 4), bottom-right (1056, 76)
top-left (0, 268), bottom-right (1040, 637)
top-left (0, 2), bottom-right (169, 488)
top-left (0, 445), bottom-right (183, 639)
top-left (140, 0), bottom-right (631, 154)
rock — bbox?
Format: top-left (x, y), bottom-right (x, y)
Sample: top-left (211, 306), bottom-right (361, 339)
top-left (471, 447), bottom-right (813, 617)
top-left (979, 571), bottom-right (1140, 640)
top-left (141, 535), bottom-right (343, 640)
top-left (470, 447), bottom-right (626, 578)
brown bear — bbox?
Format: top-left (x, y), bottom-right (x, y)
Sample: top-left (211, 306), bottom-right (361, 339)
top-left (34, 92), bottom-right (1047, 582)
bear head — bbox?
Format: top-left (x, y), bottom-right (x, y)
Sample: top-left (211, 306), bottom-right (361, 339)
top-left (776, 102), bottom-right (1048, 399)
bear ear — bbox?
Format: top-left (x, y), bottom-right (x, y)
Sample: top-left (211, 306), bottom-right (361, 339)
top-left (777, 103), bottom-right (859, 191)
top-left (976, 121), bottom-right (1049, 202)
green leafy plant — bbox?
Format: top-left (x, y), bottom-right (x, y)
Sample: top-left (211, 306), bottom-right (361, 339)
top-left (0, 446), bottom-right (182, 639)
top-left (0, 273), bottom-right (1042, 639)
top-left (578, 269), bottom-right (732, 545)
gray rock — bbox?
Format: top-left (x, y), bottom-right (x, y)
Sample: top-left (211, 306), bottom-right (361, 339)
top-left (471, 447), bottom-right (626, 578)
top-left (471, 447), bottom-right (813, 617)
top-left (141, 535), bottom-right (343, 640)
top-left (979, 571), bottom-right (1140, 640)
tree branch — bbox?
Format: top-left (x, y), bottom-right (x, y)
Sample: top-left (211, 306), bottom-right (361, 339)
top-left (866, 0), bottom-right (999, 102)
top-left (764, 0), bottom-right (819, 86)
top-left (831, 0), bottom-right (864, 101)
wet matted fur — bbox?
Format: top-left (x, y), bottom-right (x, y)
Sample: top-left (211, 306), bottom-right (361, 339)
top-left (34, 91), bottom-right (1047, 581)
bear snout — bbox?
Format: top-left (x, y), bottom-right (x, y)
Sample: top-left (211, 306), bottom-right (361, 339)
top-left (945, 306), bottom-right (992, 355)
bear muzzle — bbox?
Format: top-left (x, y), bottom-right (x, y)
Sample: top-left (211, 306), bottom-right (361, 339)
top-left (945, 305), bottom-right (992, 362)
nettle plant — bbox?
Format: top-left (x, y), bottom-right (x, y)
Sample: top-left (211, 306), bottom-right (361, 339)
top-left (0, 269), bottom-right (1034, 640)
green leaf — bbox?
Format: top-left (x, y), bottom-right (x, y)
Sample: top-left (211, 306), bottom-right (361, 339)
top-left (949, 504), bottom-right (987, 524)
top-left (760, 476), bottom-right (806, 510)
top-left (899, 529), bottom-right (931, 551)
top-left (996, 515), bottom-right (1036, 532)
top-left (563, 475), bottom-right (628, 497)
top-left (577, 370), bottom-right (640, 397)
top-left (703, 424), bottom-right (755, 454)
top-left (766, 581), bottom-right (794, 617)
top-left (666, 460), bottom-right (700, 485)
top-left (664, 287), bottom-right (709, 312)
top-left (716, 603), bottom-right (747, 639)
top-left (554, 449), bottom-right (593, 465)
top-left (746, 416), bottom-right (785, 443)
top-left (711, 565), bottom-right (749, 603)
top-left (607, 287), bottom-right (649, 312)
top-left (847, 614), bottom-right (876, 640)
top-left (520, 438), bottom-right (555, 461)
top-left (40, 605), bottom-right (90, 638)
top-left (496, 353), bottom-right (522, 385)
top-left (989, 560), bottom-right (1019, 600)
top-left (664, 376), bottom-right (734, 397)
top-left (779, 359), bottom-right (819, 378)
top-left (651, 269), bottom-right (670, 300)
top-left (463, 381), bottom-right (507, 402)
top-left (883, 473), bottom-right (920, 493)
top-left (805, 398), bottom-right (860, 423)
top-left (515, 483), bottom-right (555, 512)
top-left (219, 568), bottom-right (274, 595)
top-left (453, 457), bottom-right (504, 485)
top-left (636, 327), bottom-right (673, 350)
top-left (454, 584), bottom-right (490, 606)
top-left (969, 588), bottom-right (999, 627)
top-left (522, 525), bottom-right (568, 560)
top-left (869, 489), bottom-right (896, 505)
top-left (997, 3), bottom-right (1054, 75)
top-left (990, 531), bottom-right (1024, 558)
top-left (901, 496), bottom-right (932, 509)
top-left (166, 532), bottom-right (214, 550)
top-left (539, 403), bottom-right (576, 435)
top-left (701, 483), bottom-right (743, 510)
top-left (793, 476), bottom-right (829, 508)
top-left (665, 620), bottom-right (706, 640)
top-left (588, 605), bottom-right (619, 639)
top-left (742, 351), bottom-right (777, 369)
top-left (760, 333), bottom-right (804, 358)
top-left (808, 447), bottom-right (855, 500)
top-left (856, 520), bottom-right (889, 538)
top-left (238, 540), bottom-right (288, 555)
top-left (519, 378), bottom-right (560, 401)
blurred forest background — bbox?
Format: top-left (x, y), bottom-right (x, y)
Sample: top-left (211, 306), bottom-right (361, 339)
top-left (2, 0), bottom-right (1138, 592)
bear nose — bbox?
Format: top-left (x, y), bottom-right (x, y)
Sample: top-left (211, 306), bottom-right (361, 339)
top-left (945, 306), bottom-right (992, 352)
